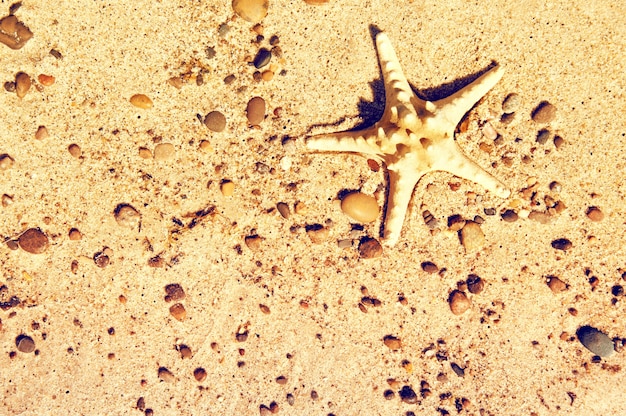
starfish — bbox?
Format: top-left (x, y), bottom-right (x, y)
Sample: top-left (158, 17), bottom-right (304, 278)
top-left (306, 32), bottom-right (510, 246)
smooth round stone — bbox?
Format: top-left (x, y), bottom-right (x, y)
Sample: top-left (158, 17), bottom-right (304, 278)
top-left (18, 228), bottom-right (49, 254)
top-left (577, 326), bottom-right (613, 357)
top-left (341, 192), bottom-right (379, 223)
top-left (232, 0), bottom-right (268, 23)
top-left (246, 97), bottom-right (266, 125)
top-left (204, 111), bottom-right (226, 132)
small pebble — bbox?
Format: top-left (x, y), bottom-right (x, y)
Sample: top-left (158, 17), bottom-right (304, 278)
top-left (15, 334), bottom-right (36, 353)
top-left (114, 204), bottom-right (141, 229)
top-left (551, 238), bottom-right (572, 251)
top-left (35, 125), bottom-right (49, 140)
top-left (245, 235), bottom-right (262, 251)
top-left (2, 193), bottom-right (14, 207)
top-left (553, 135), bottom-right (565, 149)
top-left (138, 147), bottom-right (152, 159)
top-left (68, 143), bottom-right (82, 158)
top-left (421, 261), bottom-right (439, 274)
top-left (481, 122), bottom-right (498, 141)
top-left (221, 180), bottom-right (235, 196)
top-left (169, 303), bottom-right (186, 321)
top-left (449, 290), bottom-right (470, 315)
top-left (502, 93), bottom-right (520, 114)
top-left (383, 390), bottom-right (395, 400)
top-left (306, 225), bottom-right (328, 244)
top-left (15, 72), bottom-right (31, 98)
top-left (341, 192), bottom-right (379, 223)
top-left (546, 276), bottom-right (567, 293)
top-left (154, 143), bottom-right (175, 160)
top-left (38, 74), bottom-right (55, 86)
top-left (232, 0), bottom-right (268, 23)
top-left (0, 15), bottom-right (33, 49)
top-left (18, 228), bottom-right (49, 254)
top-left (358, 237), bottom-right (383, 259)
top-left (261, 70), bottom-right (273, 81)
top-left (450, 362), bottom-right (465, 377)
top-left (193, 367), bottom-right (207, 382)
top-left (459, 221), bottom-right (484, 252)
top-left (204, 111), bottom-right (227, 132)
top-left (399, 386), bottom-right (418, 404)
top-left (276, 202), bottom-right (290, 219)
top-left (129, 94), bottom-right (153, 109)
top-left (164, 284), bottom-right (185, 302)
top-left (246, 96), bottom-right (266, 125)
top-left (549, 181), bottom-right (562, 192)
top-left (532, 101), bottom-right (556, 123)
top-left (158, 367), bottom-right (176, 382)
top-left (383, 335), bottom-right (402, 350)
top-left (576, 326), bottom-right (614, 357)
top-left (0, 154), bottom-right (15, 170)
top-left (586, 206), bottom-right (604, 222)
top-left (68, 228), bottom-right (82, 240)
top-left (294, 201), bottom-right (307, 215)
top-left (611, 285), bottom-right (624, 296)
top-left (466, 275), bottom-right (484, 294)
top-left (528, 210), bottom-right (551, 224)
top-left (253, 48), bottom-right (271, 68)
top-left (536, 129), bottom-right (551, 145)
top-left (501, 209), bottom-right (518, 222)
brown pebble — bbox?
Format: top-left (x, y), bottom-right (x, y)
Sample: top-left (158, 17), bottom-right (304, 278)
top-left (164, 284), bottom-right (185, 302)
top-left (15, 334), bottom-right (36, 353)
top-left (259, 304), bottom-right (270, 314)
top-left (553, 135), bottom-right (565, 149)
top-left (68, 143), bottom-right (82, 158)
top-left (194, 367), bottom-right (207, 382)
top-left (129, 94), bottom-right (153, 109)
top-left (114, 204), bottom-right (141, 229)
top-left (459, 221), bottom-right (484, 252)
top-left (15, 72), bottom-right (31, 98)
top-left (0, 154), bottom-right (14, 170)
top-left (158, 367), bottom-right (175, 382)
top-left (232, 0), bottom-right (268, 23)
top-left (18, 228), bottom-right (49, 254)
top-left (528, 210), bottom-right (551, 224)
top-left (169, 303), bottom-right (186, 321)
top-left (179, 344), bottom-right (192, 359)
top-left (204, 111), bottom-right (227, 132)
top-left (0, 15), bottom-right (33, 50)
top-left (93, 251), bottom-right (110, 268)
top-left (306, 225), bottom-right (328, 244)
top-left (466, 274), bottom-right (484, 294)
top-left (154, 143), bottom-right (175, 160)
top-left (586, 206), bottom-right (604, 222)
top-left (501, 209), bottom-right (518, 222)
top-left (276, 202), bottom-right (290, 219)
top-left (532, 101), bottom-right (557, 123)
top-left (35, 125), bottom-right (49, 140)
top-left (449, 290), bottom-right (470, 315)
top-left (358, 237), bottom-right (383, 259)
top-left (551, 238), bottom-right (572, 251)
top-left (246, 96), bottom-right (266, 125)
top-left (68, 228), bottom-right (82, 240)
top-left (245, 235), bottom-right (262, 251)
top-left (383, 335), bottom-right (402, 350)
top-left (421, 261), bottom-right (439, 274)
top-left (547, 276), bottom-right (568, 293)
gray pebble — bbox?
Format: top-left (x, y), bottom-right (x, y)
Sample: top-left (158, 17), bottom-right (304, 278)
top-left (253, 48), bottom-right (271, 69)
top-left (502, 93), bottom-right (520, 114)
top-left (536, 128), bottom-right (551, 145)
top-left (577, 326), bottom-right (614, 357)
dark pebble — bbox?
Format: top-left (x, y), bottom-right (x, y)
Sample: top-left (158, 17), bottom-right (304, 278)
top-left (18, 228), bottom-right (49, 254)
top-left (501, 209), bottom-right (518, 222)
top-left (164, 283), bottom-right (186, 302)
top-left (532, 101), bottom-right (557, 123)
top-left (576, 326), bottom-right (614, 357)
top-left (551, 238), bottom-right (572, 251)
top-left (466, 274), bottom-right (484, 294)
top-left (399, 385), bottom-right (418, 404)
top-left (450, 362), bottom-right (465, 377)
top-left (611, 285), bottom-right (624, 296)
top-left (253, 48), bottom-right (271, 69)
top-left (358, 237), bottom-right (383, 259)
top-left (383, 389), bottom-right (395, 400)
top-left (536, 128), bottom-right (551, 145)
top-left (421, 261), bottom-right (439, 274)
top-left (16, 334), bottom-right (36, 353)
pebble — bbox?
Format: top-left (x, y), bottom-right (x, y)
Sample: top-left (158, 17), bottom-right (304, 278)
top-left (553, 135), bottom-right (565, 149)
top-left (193, 367), bottom-right (207, 382)
top-left (18, 228), bottom-right (49, 254)
top-left (246, 96), bottom-right (266, 125)
top-left (532, 101), bottom-right (556, 123)
top-left (244, 235), bottom-right (262, 251)
top-left (35, 125), bottom-right (49, 140)
top-left (551, 238), bottom-right (572, 251)
top-left (546, 276), bottom-right (567, 293)
top-left (158, 367), bottom-right (176, 382)
top-left (221, 180), bottom-right (235, 196)
top-left (399, 386), bottom-right (418, 404)
top-left (0, 154), bottom-right (15, 170)
top-left (204, 111), bottom-right (227, 132)
top-left (294, 201), bottom-right (307, 215)
top-left (154, 143), bottom-right (175, 160)
top-left (383, 335), bottom-right (402, 350)
top-left (164, 284), bottom-right (185, 302)
top-left (232, 0), bottom-right (268, 23)
top-left (421, 261), bottom-right (439, 274)
top-left (38, 74), bottom-right (55, 86)
top-left (459, 221), bottom-right (484, 252)
top-left (358, 237), bottom-right (383, 259)
top-left (138, 147), bottom-right (152, 159)
top-left (586, 206), bottom-right (604, 222)
top-left (114, 204), bottom-right (141, 229)
top-left (129, 94), bottom-right (153, 109)
top-left (169, 303), bottom-right (186, 321)
top-left (0, 15), bottom-right (33, 49)
top-left (15, 72), bottom-right (31, 98)
top-left (340, 192), bottom-right (379, 223)
top-left (15, 334), bottom-right (36, 353)
top-left (282, 137), bottom-right (296, 153)
top-left (68, 228), bottom-right (82, 240)
top-left (449, 290), bottom-right (470, 315)
top-left (576, 326), bottom-right (614, 357)
top-left (253, 48), bottom-right (271, 68)
top-left (68, 143), bottom-right (82, 158)
top-left (536, 129), bottom-right (551, 145)
top-left (481, 122), bottom-right (498, 141)
top-left (306, 225), bottom-right (328, 244)
top-left (528, 210), bottom-right (551, 224)
top-left (501, 209), bottom-right (518, 222)
top-left (2, 193), bottom-right (13, 207)
top-left (276, 202), bottom-right (290, 219)
top-left (466, 274), bottom-right (484, 294)
top-left (501, 93), bottom-right (520, 114)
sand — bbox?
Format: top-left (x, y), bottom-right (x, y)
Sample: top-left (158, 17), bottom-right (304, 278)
top-left (1, 0), bottom-right (625, 414)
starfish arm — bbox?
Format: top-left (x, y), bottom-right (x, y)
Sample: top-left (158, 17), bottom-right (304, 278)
top-left (430, 140), bottom-right (510, 198)
top-left (305, 129), bottom-right (383, 156)
top-left (375, 33), bottom-right (420, 128)
top-left (381, 166), bottom-right (422, 246)
top-left (434, 65), bottom-right (505, 125)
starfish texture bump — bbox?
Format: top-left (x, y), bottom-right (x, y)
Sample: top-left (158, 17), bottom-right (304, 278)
top-left (306, 32), bottom-right (510, 246)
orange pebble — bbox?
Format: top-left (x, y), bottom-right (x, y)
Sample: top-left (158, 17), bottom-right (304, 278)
top-left (38, 74), bottom-right (55, 86)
